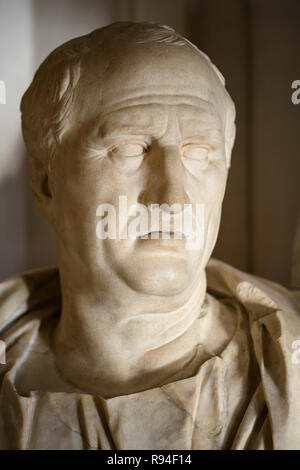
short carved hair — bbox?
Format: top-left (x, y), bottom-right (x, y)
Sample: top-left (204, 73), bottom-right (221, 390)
top-left (21, 21), bottom-right (236, 180)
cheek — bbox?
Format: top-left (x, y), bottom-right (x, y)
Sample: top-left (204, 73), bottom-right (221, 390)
top-left (206, 167), bottom-right (227, 203)
top-left (52, 157), bottom-right (145, 242)
top-left (51, 159), bottom-right (104, 242)
top-left (186, 165), bottom-right (227, 205)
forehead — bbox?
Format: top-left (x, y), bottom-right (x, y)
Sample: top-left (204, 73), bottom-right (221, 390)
top-left (72, 43), bottom-right (227, 125)
top-left (97, 101), bottom-right (222, 138)
top-left (70, 101), bottom-right (224, 155)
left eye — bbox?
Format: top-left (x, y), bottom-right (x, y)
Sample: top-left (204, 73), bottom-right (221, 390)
top-left (181, 144), bottom-right (209, 161)
top-left (181, 144), bottom-right (210, 172)
top-left (111, 143), bottom-right (147, 158)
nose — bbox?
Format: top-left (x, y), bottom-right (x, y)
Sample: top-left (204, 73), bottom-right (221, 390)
top-left (138, 144), bottom-right (189, 210)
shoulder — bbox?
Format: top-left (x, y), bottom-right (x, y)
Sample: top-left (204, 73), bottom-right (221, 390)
top-left (206, 258), bottom-right (300, 348)
top-left (206, 258), bottom-right (300, 319)
top-left (206, 260), bottom-right (300, 449)
top-left (206, 258), bottom-right (300, 358)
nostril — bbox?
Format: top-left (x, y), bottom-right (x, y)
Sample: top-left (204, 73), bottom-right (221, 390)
top-left (137, 190), bottom-right (149, 206)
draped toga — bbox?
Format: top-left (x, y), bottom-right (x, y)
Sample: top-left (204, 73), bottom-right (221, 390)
top-left (0, 259), bottom-right (299, 450)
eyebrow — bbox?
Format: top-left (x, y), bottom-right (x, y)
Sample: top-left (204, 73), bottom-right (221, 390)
top-left (98, 121), bottom-right (157, 139)
top-left (179, 119), bottom-right (223, 141)
top-left (88, 103), bottom-right (222, 147)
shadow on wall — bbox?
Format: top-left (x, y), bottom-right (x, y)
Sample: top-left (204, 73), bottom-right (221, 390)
top-left (186, 0), bottom-right (300, 288)
top-left (0, 148), bottom-right (57, 281)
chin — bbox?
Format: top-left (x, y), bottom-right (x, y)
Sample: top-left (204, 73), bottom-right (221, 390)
top-left (118, 256), bottom-right (194, 296)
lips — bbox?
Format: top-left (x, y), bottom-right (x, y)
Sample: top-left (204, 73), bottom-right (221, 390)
top-left (138, 230), bottom-right (185, 240)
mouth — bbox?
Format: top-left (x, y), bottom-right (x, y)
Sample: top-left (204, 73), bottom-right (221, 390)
top-left (135, 231), bottom-right (187, 256)
top-left (138, 231), bottom-right (186, 240)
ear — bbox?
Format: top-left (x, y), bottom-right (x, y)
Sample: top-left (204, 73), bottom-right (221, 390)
top-left (225, 121), bottom-right (236, 169)
top-left (224, 99), bottom-right (236, 169)
top-left (28, 156), bottom-right (54, 222)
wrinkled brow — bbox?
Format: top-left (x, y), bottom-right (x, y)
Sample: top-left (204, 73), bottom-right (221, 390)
top-left (84, 103), bottom-right (223, 150)
top-left (97, 104), bottom-right (167, 140)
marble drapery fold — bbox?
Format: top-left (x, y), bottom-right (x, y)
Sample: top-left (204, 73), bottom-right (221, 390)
top-left (0, 259), bottom-right (299, 449)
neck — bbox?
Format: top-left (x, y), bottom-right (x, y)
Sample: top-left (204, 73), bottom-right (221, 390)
top-left (52, 259), bottom-right (216, 397)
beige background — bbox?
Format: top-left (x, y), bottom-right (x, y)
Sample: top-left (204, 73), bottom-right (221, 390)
top-left (0, 0), bottom-right (299, 287)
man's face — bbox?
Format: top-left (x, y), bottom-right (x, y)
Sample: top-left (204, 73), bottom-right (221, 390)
top-left (50, 44), bottom-right (228, 296)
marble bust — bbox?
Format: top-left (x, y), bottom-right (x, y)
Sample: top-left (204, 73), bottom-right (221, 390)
top-left (0, 22), bottom-right (300, 450)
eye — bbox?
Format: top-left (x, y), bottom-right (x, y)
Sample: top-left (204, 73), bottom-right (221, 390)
top-left (110, 143), bottom-right (147, 158)
top-left (109, 142), bottom-right (148, 172)
top-left (181, 143), bottom-right (210, 171)
top-left (181, 143), bottom-right (209, 160)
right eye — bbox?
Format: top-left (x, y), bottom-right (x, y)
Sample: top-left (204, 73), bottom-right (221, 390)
top-left (109, 142), bottom-right (148, 171)
top-left (111, 143), bottom-right (147, 158)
